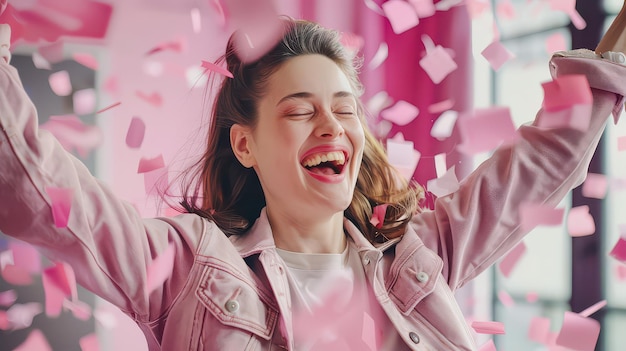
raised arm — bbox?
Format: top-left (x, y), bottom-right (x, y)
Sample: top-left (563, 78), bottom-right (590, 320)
top-left (0, 24), bottom-right (199, 323)
top-left (410, 12), bottom-right (626, 291)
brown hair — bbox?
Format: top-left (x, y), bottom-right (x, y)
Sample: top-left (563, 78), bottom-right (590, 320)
top-left (178, 18), bottom-right (424, 243)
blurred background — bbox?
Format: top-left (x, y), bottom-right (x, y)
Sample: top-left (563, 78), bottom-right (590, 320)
top-left (0, 0), bottom-right (625, 350)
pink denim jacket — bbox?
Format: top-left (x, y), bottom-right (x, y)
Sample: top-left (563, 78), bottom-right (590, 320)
top-left (0, 50), bottom-right (625, 350)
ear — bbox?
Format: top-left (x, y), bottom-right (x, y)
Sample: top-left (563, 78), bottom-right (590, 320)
top-left (230, 123), bottom-right (256, 168)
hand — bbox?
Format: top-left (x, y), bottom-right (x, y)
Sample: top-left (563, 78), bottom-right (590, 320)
top-left (0, 23), bottom-right (10, 64)
top-left (596, 1), bottom-right (626, 55)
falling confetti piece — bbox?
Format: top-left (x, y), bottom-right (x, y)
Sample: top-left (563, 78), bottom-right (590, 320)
top-left (498, 242), bottom-right (526, 278)
top-left (7, 303), bottom-right (42, 331)
top-left (9, 241), bottom-right (41, 273)
top-left (419, 42), bottom-right (458, 84)
top-left (380, 100), bottom-right (419, 126)
top-left (370, 204), bottom-right (388, 229)
top-left (426, 165), bottom-right (459, 198)
top-left (73, 88), bottom-right (96, 115)
top-left (481, 41), bottom-right (515, 71)
top-left (617, 135), bottom-right (626, 151)
top-left (430, 110), bottom-right (458, 140)
top-left (0, 289), bottom-right (17, 307)
top-left (49, 70), bottom-right (72, 96)
top-left (138, 155), bottom-right (165, 174)
top-left (72, 52), bottom-right (98, 70)
top-left (38, 41), bottom-right (64, 64)
top-left (471, 321), bottom-right (505, 334)
top-left (477, 339), bottom-right (497, 351)
top-left (40, 115), bottom-right (103, 157)
top-left (567, 205), bottom-right (595, 237)
top-left (526, 291), bottom-right (539, 303)
top-left (528, 317), bottom-right (551, 344)
top-left (456, 107), bottom-right (518, 155)
top-left (555, 311), bottom-right (600, 351)
top-left (126, 117), bottom-right (146, 149)
top-left (95, 101), bottom-right (121, 114)
top-left (45, 187), bottom-right (73, 228)
top-left (382, 0), bottom-right (419, 34)
top-left (386, 134), bottom-right (420, 181)
top-left (428, 99), bottom-right (455, 114)
top-left (190, 7), bottom-right (202, 33)
top-left (146, 37), bottom-right (187, 56)
top-left (42, 261), bottom-right (77, 317)
top-left (546, 32), bottom-right (567, 54)
top-left (609, 236), bottom-right (626, 263)
top-left (541, 74), bottom-right (592, 112)
top-left (410, 0), bottom-right (436, 18)
top-left (434, 153), bottom-right (447, 178)
top-left (579, 300), bottom-right (607, 318)
top-left (13, 329), bottom-right (51, 351)
top-left (136, 91), bottom-right (163, 107)
top-left (201, 60), bottom-right (233, 78)
top-left (32, 52), bottom-right (52, 70)
top-left (368, 42), bottom-right (388, 70)
top-left (581, 173), bottom-right (608, 199)
top-left (497, 290), bottom-right (515, 307)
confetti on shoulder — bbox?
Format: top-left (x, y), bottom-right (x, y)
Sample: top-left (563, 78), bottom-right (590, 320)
top-left (201, 60), bottom-right (233, 78)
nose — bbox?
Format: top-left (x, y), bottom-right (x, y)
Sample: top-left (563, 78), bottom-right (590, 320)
top-left (315, 110), bottom-right (344, 138)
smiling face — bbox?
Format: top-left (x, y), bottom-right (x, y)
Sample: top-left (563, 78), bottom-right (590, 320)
top-left (231, 54), bottom-right (365, 221)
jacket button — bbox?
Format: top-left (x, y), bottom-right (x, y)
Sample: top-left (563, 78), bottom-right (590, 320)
top-left (409, 331), bottom-right (420, 344)
top-left (416, 272), bottom-right (429, 283)
top-left (225, 300), bottom-right (240, 313)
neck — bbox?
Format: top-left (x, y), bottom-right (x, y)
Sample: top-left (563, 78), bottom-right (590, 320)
top-left (267, 206), bottom-right (346, 254)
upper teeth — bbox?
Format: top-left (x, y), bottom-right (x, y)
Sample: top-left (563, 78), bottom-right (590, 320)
top-left (302, 151), bottom-right (346, 168)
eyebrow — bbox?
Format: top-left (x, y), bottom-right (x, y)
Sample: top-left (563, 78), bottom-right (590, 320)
top-left (276, 91), bottom-right (355, 106)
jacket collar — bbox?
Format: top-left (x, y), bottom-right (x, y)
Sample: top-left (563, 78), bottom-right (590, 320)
top-left (230, 207), bottom-right (402, 258)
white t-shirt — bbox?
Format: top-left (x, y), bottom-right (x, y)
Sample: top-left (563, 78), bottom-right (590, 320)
top-left (276, 239), bottom-right (405, 350)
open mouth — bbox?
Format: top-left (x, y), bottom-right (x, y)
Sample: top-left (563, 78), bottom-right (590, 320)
top-left (301, 151), bottom-right (347, 175)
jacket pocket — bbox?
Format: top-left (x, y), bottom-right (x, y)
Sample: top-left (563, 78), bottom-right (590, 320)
top-left (388, 243), bottom-right (444, 314)
top-left (194, 261), bottom-right (279, 340)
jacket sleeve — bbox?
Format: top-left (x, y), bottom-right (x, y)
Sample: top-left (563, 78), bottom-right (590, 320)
top-left (409, 50), bottom-right (626, 291)
top-left (0, 58), bottom-right (201, 323)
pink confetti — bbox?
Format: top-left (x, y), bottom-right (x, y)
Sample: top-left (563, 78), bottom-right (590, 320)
top-left (381, 100), bottom-right (419, 126)
top-left (481, 41), bottom-right (515, 71)
top-left (190, 8), bottom-right (202, 34)
top-left (0, 249), bottom-right (12, 270)
top-left (370, 204), bottom-right (388, 229)
top-left (72, 52), bottom-right (98, 70)
top-left (386, 134), bottom-right (420, 181)
top-left (32, 52), bottom-right (52, 70)
top-left (471, 321), bottom-right (505, 334)
top-left (498, 242), bottom-right (526, 278)
top-left (146, 37), bottom-right (187, 56)
top-left (456, 107), bottom-right (518, 155)
top-left (519, 202), bottom-right (565, 232)
top-left (0, 289), bottom-right (17, 307)
top-left (541, 75), bottom-right (592, 112)
top-left (9, 241), bottom-right (41, 273)
top-left (549, 0), bottom-right (586, 30)
top-left (581, 173), bottom-right (608, 199)
top-left (428, 99), bottom-right (455, 114)
top-left (368, 42), bottom-right (388, 70)
top-left (555, 311), bottom-right (600, 351)
top-left (609, 236), bottom-right (626, 263)
top-left (496, 0), bottom-right (515, 19)
top-left (579, 300), bottom-right (607, 318)
top-left (419, 43), bottom-right (458, 84)
top-left (430, 110), bottom-right (458, 141)
top-left (14, 329), bottom-right (52, 351)
top-left (146, 243), bottom-right (176, 295)
top-left (93, 308), bottom-right (117, 329)
top-left (49, 70), bottom-right (72, 96)
top-left (478, 339), bottom-right (497, 351)
top-left (95, 101), bottom-right (121, 114)
top-left (42, 262), bottom-right (77, 317)
top-left (45, 187), bottom-right (73, 228)
top-left (526, 291), bottom-right (539, 303)
top-left (126, 117), bottom-right (146, 149)
top-left (0, 310), bottom-right (7, 330)
top-left (200, 60), bottom-right (233, 78)
top-left (64, 299), bottom-right (92, 321)
top-left (538, 103), bottom-right (592, 132)
top-left (144, 167), bottom-right (169, 197)
top-left (138, 155), bottom-right (165, 174)
top-left (79, 333), bottom-right (100, 351)
top-left (618, 136), bottom-right (626, 151)
top-left (136, 91), bottom-right (163, 107)
top-left (617, 265), bottom-right (626, 281)
top-left (38, 41), bottom-right (64, 64)
top-left (497, 290), bottom-right (515, 307)
top-left (1, 265), bottom-right (33, 286)
top-left (426, 165), bottom-right (460, 198)
top-left (546, 33), bottom-right (567, 54)
top-left (409, 0), bottom-right (436, 18)
top-left (528, 316), bottom-right (551, 344)
top-left (382, 0), bottom-right (419, 34)
top-left (73, 88), bottom-right (96, 115)
top-left (434, 153), bottom-right (447, 178)
top-left (567, 205), bottom-right (595, 237)
top-left (40, 115), bottom-right (103, 157)
top-left (7, 302), bottom-right (42, 330)
top-left (227, 0), bottom-right (284, 63)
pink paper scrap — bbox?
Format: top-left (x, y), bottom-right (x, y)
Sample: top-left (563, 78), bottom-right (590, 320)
top-left (49, 70), bottom-right (72, 96)
top-left (368, 42), bottom-right (388, 70)
top-left (428, 99), bottom-right (455, 114)
top-left (42, 262), bottom-right (77, 317)
top-left (79, 333), bottom-right (100, 351)
top-left (45, 187), bottom-right (73, 228)
top-left (537, 104), bottom-right (592, 132)
top-left (9, 241), bottom-right (41, 273)
top-left (419, 44), bottom-right (458, 84)
top-left (456, 107), bottom-right (518, 155)
top-left (370, 204), bottom-right (388, 229)
top-left (0, 289), bottom-right (17, 307)
top-left (40, 115), bottom-right (103, 157)
top-left (144, 166), bottom-right (169, 197)
top-left (481, 41), bottom-right (515, 71)
top-left (201, 60), bottom-right (233, 78)
top-left (478, 339), bottom-right (497, 351)
top-left (430, 110), bottom-right (458, 140)
top-left (618, 135), bottom-right (626, 151)
top-left (386, 135), bottom-right (420, 181)
top-left (434, 153), bottom-right (447, 178)
top-left (609, 236), bottom-right (626, 263)
top-left (72, 52), bottom-right (98, 70)
top-left (382, 0), bottom-right (420, 34)
top-left (1, 264), bottom-right (34, 286)
top-left (191, 7), bottom-right (202, 33)
top-left (526, 291), bottom-right (539, 303)
top-left (409, 0), bottom-right (436, 18)
top-left (496, 0), bottom-right (515, 20)
top-left (38, 41), bottom-right (64, 64)
top-left (227, 0), bottom-right (283, 63)
top-left (497, 290), bottom-right (515, 307)
top-left (581, 173), bottom-right (608, 199)
top-left (32, 52), bottom-right (52, 70)
top-left (426, 165), bottom-right (459, 198)
top-left (126, 117), bottom-right (146, 149)
top-left (541, 75), bottom-right (592, 112)
top-left (498, 241), bottom-right (526, 278)
top-left (7, 302), bottom-right (42, 330)
top-left (567, 205), bottom-right (596, 237)
top-left (13, 329), bottom-right (52, 351)
top-left (546, 32), bottom-right (567, 54)
top-left (63, 299), bottom-right (92, 321)
top-left (95, 101), bottom-right (121, 114)
top-left (381, 100), bottom-right (419, 126)
top-left (73, 88), bottom-right (96, 115)
top-left (471, 321), bottom-right (505, 334)
top-left (138, 154), bottom-right (165, 174)
top-left (579, 300), bottom-right (607, 318)
top-left (528, 316), bottom-right (551, 344)
top-left (136, 91), bottom-right (163, 107)
top-left (555, 311), bottom-right (600, 351)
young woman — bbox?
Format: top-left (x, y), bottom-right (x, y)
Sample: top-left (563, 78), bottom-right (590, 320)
top-left (1, 10), bottom-right (626, 351)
